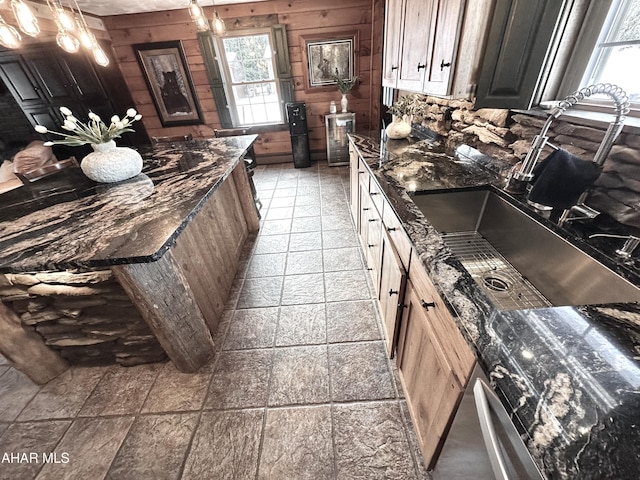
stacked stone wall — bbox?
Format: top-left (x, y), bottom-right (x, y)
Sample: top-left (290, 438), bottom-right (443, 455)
top-left (405, 95), bottom-right (640, 228)
top-left (0, 270), bottom-right (167, 367)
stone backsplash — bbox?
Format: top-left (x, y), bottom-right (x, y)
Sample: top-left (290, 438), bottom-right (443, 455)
top-left (404, 95), bottom-right (640, 229)
top-left (0, 269), bottom-right (167, 367)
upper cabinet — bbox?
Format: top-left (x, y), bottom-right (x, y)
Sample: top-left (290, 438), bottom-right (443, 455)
top-left (382, 0), bottom-right (465, 96)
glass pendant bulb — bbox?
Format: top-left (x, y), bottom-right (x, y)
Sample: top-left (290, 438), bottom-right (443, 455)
top-left (189, 0), bottom-right (210, 32)
top-left (0, 18), bottom-right (21, 49)
top-left (56, 30), bottom-right (79, 53)
top-left (77, 24), bottom-right (95, 49)
top-left (92, 42), bottom-right (109, 67)
top-left (56, 8), bottom-right (76, 31)
top-left (212, 11), bottom-right (226, 36)
top-left (11, 0), bottom-right (40, 37)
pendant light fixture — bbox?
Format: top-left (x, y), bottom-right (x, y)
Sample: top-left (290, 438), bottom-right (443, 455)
top-left (46, 0), bottom-right (79, 53)
top-left (10, 0), bottom-right (40, 37)
top-left (211, 0), bottom-right (226, 36)
top-left (71, 0), bottom-right (109, 67)
top-left (0, 15), bottom-right (21, 49)
top-left (188, 0), bottom-right (210, 32)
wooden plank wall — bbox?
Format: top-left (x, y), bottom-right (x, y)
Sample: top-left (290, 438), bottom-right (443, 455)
top-left (102, 0), bottom-right (384, 160)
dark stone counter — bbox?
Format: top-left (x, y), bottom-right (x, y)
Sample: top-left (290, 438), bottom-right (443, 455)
top-left (349, 132), bottom-right (640, 479)
top-left (0, 136), bottom-right (257, 273)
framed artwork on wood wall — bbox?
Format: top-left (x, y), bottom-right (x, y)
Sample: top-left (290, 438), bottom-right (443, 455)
top-left (133, 40), bottom-right (203, 127)
top-left (301, 31), bottom-right (359, 91)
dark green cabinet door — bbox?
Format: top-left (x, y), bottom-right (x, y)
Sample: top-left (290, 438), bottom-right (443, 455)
top-left (475, 0), bottom-right (569, 109)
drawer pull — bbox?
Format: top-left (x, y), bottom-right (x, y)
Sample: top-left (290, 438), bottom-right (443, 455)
top-left (387, 227), bottom-right (397, 232)
top-left (421, 300), bottom-right (436, 311)
top-left (362, 207), bottom-right (370, 211)
top-left (368, 218), bottom-right (377, 222)
top-left (370, 192), bottom-right (379, 196)
top-left (389, 289), bottom-right (399, 296)
top-left (367, 267), bottom-right (373, 271)
top-left (358, 170), bottom-right (365, 174)
top-left (368, 244), bottom-right (375, 248)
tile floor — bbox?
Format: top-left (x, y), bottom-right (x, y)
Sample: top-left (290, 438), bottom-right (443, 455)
top-left (0, 162), bottom-right (430, 480)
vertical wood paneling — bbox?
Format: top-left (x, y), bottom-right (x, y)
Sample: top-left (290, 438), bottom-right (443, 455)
top-left (103, 0), bottom-right (383, 160)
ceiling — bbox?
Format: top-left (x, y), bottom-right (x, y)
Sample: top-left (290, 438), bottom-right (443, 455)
top-left (74, 0), bottom-right (268, 17)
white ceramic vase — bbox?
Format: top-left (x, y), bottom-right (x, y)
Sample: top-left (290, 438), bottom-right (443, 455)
top-left (81, 140), bottom-right (143, 183)
top-left (385, 115), bottom-right (412, 139)
top-left (341, 93), bottom-right (348, 113)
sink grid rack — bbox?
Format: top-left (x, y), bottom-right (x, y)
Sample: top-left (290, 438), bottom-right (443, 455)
top-left (441, 232), bottom-right (552, 311)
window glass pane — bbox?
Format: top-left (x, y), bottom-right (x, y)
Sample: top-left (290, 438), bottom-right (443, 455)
top-left (232, 81), bottom-right (282, 125)
top-left (220, 32), bottom-right (282, 126)
top-left (222, 34), bottom-right (274, 83)
top-left (610, 0), bottom-right (640, 42)
top-left (582, 0), bottom-right (640, 102)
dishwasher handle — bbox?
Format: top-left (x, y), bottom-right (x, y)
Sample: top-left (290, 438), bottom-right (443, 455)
top-left (474, 378), bottom-right (511, 480)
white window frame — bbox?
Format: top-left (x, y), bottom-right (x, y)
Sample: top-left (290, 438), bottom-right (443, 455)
top-left (553, 0), bottom-right (640, 116)
top-left (215, 27), bottom-right (284, 127)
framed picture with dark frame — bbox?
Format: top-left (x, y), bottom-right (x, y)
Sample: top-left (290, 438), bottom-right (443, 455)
top-left (133, 40), bottom-right (203, 127)
top-left (301, 31), bottom-right (359, 92)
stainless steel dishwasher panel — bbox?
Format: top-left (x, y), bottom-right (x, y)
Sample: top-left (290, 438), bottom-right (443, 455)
top-left (432, 364), bottom-right (544, 480)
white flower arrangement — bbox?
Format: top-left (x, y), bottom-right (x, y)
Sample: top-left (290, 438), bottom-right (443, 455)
top-left (35, 106), bottom-right (143, 147)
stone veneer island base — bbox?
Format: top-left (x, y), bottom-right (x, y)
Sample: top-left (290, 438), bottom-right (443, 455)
top-left (0, 137), bottom-right (260, 384)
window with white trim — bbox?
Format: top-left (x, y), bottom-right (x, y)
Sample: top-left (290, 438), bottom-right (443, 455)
top-left (580, 0), bottom-right (640, 103)
top-left (216, 29), bottom-right (283, 126)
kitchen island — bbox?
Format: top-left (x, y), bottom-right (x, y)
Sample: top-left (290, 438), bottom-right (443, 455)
top-left (349, 131), bottom-right (640, 479)
top-left (0, 137), bottom-right (259, 383)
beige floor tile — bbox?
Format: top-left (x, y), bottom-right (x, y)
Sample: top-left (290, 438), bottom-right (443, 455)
top-left (259, 406), bottom-right (334, 480)
top-left (17, 367), bottom-right (108, 421)
top-left (0, 368), bottom-right (41, 422)
top-left (107, 413), bottom-right (198, 480)
top-left (182, 410), bottom-right (263, 480)
top-left (35, 416), bottom-right (134, 480)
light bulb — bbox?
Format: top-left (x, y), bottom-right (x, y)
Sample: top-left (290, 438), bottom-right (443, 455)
top-left (57, 8), bottom-right (75, 31)
top-left (92, 43), bottom-right (109, 67)
top-left (11, 0), bottom-right (40, 37)
top-left (189, 1), bottom-right (204, 17)
top-left (77, 26), bottom-right (94, 49)
top-left (212, 11), bottom-right (226, 36)
top-left (0, 21), bottom-right (21, 49)
top-left (56, 30), bottom-right (79, 53)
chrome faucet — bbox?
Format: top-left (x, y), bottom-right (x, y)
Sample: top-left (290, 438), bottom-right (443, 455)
top-left (589, 233), bottom-right (640, 260)
top-left (504, 83), bottom-right (630, 224)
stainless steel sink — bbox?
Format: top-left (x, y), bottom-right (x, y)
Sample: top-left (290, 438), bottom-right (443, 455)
top-left (413, 190), bottom-right (640, 309)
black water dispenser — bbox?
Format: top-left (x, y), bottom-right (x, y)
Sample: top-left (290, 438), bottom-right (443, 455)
top-left (286, 102), bottom-right (311, 168)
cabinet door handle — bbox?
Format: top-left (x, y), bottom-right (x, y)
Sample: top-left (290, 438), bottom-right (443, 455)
top-left (440, 60), bottom-right (452, 71)
top-left (391, 65), bottom-right (398, 71)
top-left (358, 170), bottom-right (365, 174)
top-left (368, 244), bottom-right (375, 248)
top-left (389, 289), bottom-right (398, 296)
top-left (368, 218), bottom-right (377, 222)
top-left (362, 207), bottom-right (370, 211)
top-left (370, 192), bottom-right (379, 196)
top-left (421, 300), bottom-right (436, 311)
top-left (417, 63), bottom-right (426, 71)
top-left (387, 227), bottom-right (397, 232)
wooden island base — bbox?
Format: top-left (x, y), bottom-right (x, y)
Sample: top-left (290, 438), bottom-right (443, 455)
top-left (0, 160), bottom-right (259, 383)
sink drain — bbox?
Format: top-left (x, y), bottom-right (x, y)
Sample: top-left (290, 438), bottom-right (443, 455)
top-left (482, 273), bottom-right (512, 292)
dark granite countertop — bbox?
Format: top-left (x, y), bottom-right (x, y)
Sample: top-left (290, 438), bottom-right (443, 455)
top-left (0, 136), bottom-right (257, 273)
top-left (349, 132), bottom-right (640, 479)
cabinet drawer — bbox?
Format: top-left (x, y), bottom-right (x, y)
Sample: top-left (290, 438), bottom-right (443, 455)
top-left (382, 201), bottom-right (411, 269)
top-left (408, 254), bottom-right (475, 384)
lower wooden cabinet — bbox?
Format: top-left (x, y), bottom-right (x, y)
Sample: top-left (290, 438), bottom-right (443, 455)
top-left (349, 140), bottom-right (476, 469)
top-left (397, 279), bottom-right (465, 469)
top-left (379, 231), bottom-right (406, 356)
